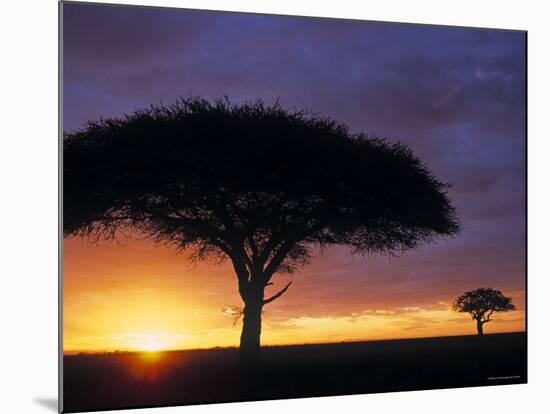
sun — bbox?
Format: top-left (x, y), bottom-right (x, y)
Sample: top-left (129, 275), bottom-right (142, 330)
top-left (138, 338), bottom-right (168, 352)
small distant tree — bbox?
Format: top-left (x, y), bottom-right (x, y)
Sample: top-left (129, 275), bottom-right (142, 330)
top-left (64, 97), bottom-right (460, 370)
top-left (453, 288), bottom-right (515, 336)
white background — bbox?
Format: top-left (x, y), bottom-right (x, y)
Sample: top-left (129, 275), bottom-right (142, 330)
top-left (0, 0), bottom-right (548, 413)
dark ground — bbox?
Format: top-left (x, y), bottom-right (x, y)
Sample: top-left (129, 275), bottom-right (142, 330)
top-left (62, 332), bottom-right (527, 413)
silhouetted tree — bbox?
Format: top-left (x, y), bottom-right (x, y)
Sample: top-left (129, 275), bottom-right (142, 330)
top-left (453, 288), bottom-right (515, 336)
top-left (64, 97), bottom-right (459, 370)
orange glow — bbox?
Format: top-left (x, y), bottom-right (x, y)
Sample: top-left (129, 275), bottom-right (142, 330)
top-left (63, 234), bottom-right (525, 354)
top-left (138, 350), bottom-right (165, 365)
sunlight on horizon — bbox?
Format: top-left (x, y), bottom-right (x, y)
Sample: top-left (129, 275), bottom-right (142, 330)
top-left (63, 306), bottom-right (526, 354)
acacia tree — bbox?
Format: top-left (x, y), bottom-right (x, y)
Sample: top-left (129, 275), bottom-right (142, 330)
top-left (453, 288), bottom-right (515, 336)
top-left (64, 98), bottom-right (459, 368)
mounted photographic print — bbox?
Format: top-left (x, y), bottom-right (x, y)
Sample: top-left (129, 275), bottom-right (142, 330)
top-left (60, 1), bottom-right (527, 412)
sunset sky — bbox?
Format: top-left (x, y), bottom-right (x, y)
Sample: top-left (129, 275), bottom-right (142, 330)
top-left (62, 3), bottom-right (526, 353)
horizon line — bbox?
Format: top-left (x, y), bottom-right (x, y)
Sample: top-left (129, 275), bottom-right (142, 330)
top-left (63, 330), bottom-right (526, 355)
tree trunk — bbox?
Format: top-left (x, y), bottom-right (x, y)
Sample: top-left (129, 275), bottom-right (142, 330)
top-left (239, 296), bottom-right (263, 372)
top-left (477, 319), bottom-right (484, 336)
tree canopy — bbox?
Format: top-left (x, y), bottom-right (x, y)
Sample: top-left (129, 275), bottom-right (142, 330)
top-left (453, 287), bottom-right (515, 324)
top-left (64, 97), bottom-right (459, 278)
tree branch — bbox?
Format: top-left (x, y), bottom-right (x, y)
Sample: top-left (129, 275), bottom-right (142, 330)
top-left (225, 249), bottom-right (251, 300)
top-left (484, 309), bottom-right (495, 322)
top-left (263, 281), bottom-right (292, 305)
top-left (247, 235), bottom-right (259, 261)
top-left (262, 240), bottom-right (296, 278)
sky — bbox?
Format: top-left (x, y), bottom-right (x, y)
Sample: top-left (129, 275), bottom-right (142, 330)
top-left (62, 3), bottom-right (526, 353)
